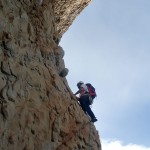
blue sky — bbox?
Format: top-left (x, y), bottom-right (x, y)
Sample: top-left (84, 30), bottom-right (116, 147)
top-left (60, 0), bottom-right (150, 149)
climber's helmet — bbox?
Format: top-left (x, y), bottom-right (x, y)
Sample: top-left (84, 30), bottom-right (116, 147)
top-left (77, 81), bottom-right (84, 89)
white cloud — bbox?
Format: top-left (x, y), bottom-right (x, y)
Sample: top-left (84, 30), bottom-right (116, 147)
top-left (102, 139), bottom-right (150, 150)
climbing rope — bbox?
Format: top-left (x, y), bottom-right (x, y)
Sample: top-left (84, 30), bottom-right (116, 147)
top-left (88, 123), bottom-right (93, 150)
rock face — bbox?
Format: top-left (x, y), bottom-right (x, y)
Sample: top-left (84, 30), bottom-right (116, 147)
top-left (0, 0), bottom-right (101, 150)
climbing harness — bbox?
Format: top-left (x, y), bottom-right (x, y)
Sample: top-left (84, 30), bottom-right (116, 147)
top-left (88, 123), bottom-right (93, 150)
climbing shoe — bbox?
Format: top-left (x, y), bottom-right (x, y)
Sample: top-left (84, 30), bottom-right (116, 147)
top-left (91, 118), bottom-right (98, 123)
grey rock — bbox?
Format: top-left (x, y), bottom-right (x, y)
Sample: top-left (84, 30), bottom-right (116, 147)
top-left (59, 68), bottom-right (69, 77)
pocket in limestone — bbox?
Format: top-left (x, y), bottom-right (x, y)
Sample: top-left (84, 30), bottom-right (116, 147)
top-left (26, 70), bottom-right (41, 88)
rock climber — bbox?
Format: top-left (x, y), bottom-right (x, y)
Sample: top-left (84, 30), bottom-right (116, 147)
top-left (74, 81), bottom-right (97, 123)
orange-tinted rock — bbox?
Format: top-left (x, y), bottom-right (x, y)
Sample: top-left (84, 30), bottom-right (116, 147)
top-left (0, 0), bottom-right (101, 150)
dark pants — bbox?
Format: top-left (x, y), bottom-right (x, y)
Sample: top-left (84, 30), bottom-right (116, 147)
top-left (79, 95), bottom-right (96, 120)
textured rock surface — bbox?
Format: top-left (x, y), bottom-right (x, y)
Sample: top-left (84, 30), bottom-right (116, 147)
top-left (0, 0), bottom-right (101, 150)
top-left (53, 0), bottom-right (91, 37)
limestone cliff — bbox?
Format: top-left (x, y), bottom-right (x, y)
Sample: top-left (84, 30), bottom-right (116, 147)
top-left (0, 0), bottom-right (101, 150)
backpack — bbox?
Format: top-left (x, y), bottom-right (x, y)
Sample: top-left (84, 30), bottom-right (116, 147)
top-left (86, 83), bottom-right (97, 100)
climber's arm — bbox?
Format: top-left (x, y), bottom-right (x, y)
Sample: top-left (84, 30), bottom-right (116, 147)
top-left (74, 90), bottom-right (80, 95)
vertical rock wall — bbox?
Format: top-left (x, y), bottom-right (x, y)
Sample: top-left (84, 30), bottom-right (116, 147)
top-left (0, 0), bottom-right (101, 149)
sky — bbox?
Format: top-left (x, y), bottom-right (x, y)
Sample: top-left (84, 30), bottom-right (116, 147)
top-left (60, 0), bottom-right (150, 149)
